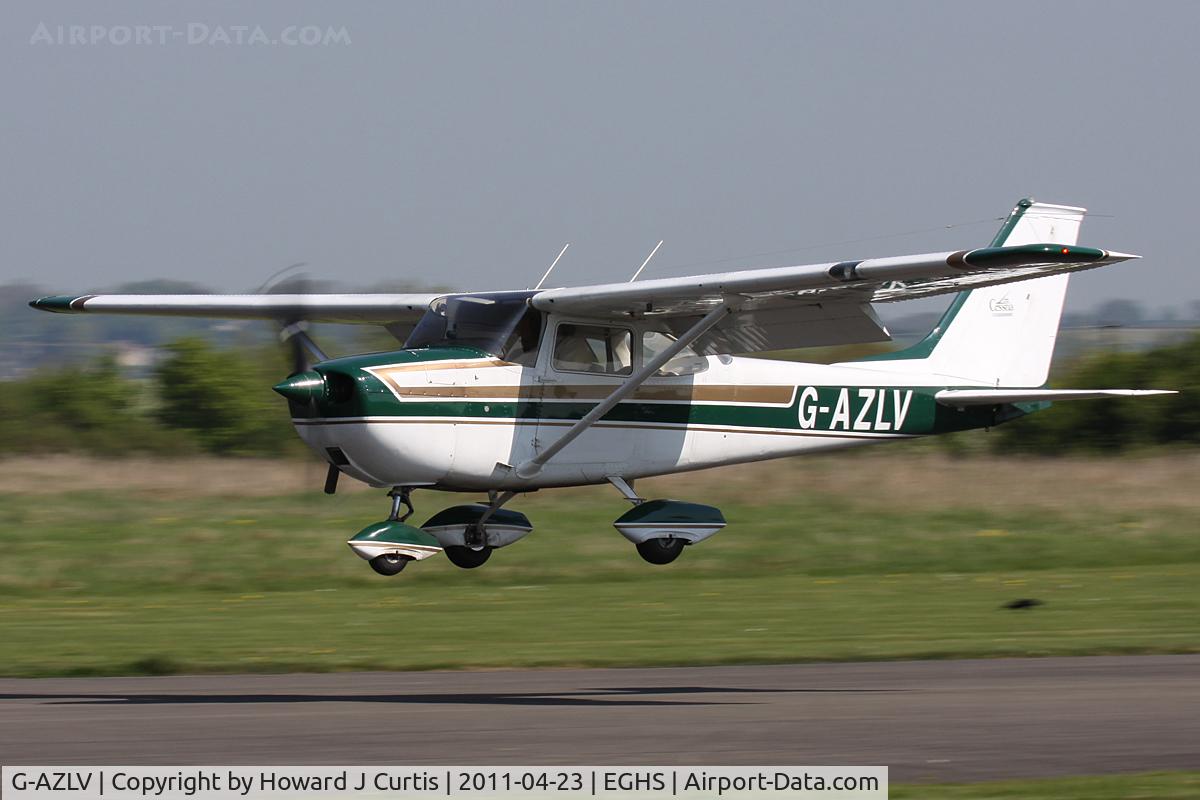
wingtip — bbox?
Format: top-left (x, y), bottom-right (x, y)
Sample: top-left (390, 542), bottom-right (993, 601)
top-left (29, 296), bottom-right (66, 312)
top-left (1104, 251), bottom-right (1141, 261)
top-left (29, 295), bottom-right (90, 313)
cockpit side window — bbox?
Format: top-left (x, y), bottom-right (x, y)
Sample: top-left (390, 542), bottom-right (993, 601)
top-left (553, 323), bottom-right (633, 375)
top-left (499, 307), bottom-right (543, 367)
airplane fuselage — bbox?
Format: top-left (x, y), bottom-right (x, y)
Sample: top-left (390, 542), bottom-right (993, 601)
top-left (288, 344), bottom-right (1014, 492)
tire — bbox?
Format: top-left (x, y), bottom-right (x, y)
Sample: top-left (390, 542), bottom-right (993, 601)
top-left (369, 554), bottom-right (411, 575)
top-left (636, 537), bottom-right (685, 565)
top-left (444, 545), bottom-right (492, 569)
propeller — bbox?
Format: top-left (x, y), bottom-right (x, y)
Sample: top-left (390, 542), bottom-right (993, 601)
top-left (279, 319), bottom-right (329, 376)
top-left (261, 267), bottom-right (341, 495)
top-left (260, 268), bottom-right (327, 375)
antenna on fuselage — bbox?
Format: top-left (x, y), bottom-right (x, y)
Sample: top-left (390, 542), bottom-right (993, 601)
top-left (629, 240), bottom-right (664, 282)
top-left (533, 243), bottom-right (570, 290)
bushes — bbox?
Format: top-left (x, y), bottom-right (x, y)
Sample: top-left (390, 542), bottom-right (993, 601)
top-left (0, 340), bottom-right (300, 458)
top-left (991, 333), bottom-right (1200, 454)
top-left (1, 333), bottom-right (1196, 459)
top-left (156, 338), bottom-right (297, 455)
top-left (0, 356), bottom-right (186, 456)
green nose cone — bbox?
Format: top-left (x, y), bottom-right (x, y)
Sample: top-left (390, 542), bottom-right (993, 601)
top-left (273, 371), bottom-right (324, 403)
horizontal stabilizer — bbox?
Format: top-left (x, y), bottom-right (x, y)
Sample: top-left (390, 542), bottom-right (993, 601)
top-left (936, 388), bottom-right (1177, 407)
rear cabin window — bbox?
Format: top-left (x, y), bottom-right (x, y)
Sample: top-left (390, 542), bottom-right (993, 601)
top-left (553, 324), bottom-right (633, 375)
top-left (643, 330), bottom-right (709, 377)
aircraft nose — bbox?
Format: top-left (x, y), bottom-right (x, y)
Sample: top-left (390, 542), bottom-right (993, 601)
top-left (273, 371), bottom-right (325, 403)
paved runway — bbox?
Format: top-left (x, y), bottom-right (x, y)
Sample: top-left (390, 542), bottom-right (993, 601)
top-left (1, 655), bottom-right (1196, 783)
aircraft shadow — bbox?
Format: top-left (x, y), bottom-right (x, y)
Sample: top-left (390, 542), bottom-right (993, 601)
top-left (0, 685), bottom-right (898, 708)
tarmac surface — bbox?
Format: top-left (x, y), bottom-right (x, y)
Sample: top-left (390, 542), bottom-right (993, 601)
top-left (1, 655), bottom-right (1197, 783)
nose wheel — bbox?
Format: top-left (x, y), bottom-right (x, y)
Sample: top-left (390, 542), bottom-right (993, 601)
top-left (369, 554), bottom-right (412, 575)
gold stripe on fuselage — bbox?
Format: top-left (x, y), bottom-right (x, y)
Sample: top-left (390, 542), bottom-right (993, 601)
top-left (378, 383), bottom-right (795, 405)
top-left (366, 359), bottom-right (514, 398)
top-left (371, 358), bottom-right (513, 375)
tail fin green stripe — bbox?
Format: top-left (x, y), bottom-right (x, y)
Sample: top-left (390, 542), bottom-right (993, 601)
top-left (855, 198), bottom-right (1033, 363)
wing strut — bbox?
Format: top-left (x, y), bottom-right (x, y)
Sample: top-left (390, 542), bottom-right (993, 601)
top-left (514, 301), bottom-right (735, 479)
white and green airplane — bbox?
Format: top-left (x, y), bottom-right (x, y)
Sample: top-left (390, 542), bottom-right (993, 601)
top-left (31, 199), bottom-right (1173, 575)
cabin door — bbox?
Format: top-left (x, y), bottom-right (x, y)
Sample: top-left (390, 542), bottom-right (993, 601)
top-left (533, 318), bottom-right (639, 476)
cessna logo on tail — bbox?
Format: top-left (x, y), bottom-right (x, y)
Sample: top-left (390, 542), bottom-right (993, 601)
top-left (797, 387), bottom-right (915, 433)
top-left (989, 296), bottom-right (1015, 315)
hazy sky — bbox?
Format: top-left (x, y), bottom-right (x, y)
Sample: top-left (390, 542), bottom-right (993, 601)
top-left (4, 0), bottom-right (1199, 314)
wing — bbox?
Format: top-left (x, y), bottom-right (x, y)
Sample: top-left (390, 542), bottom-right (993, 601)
top-left (531, 244), bottom-right (1137, 354)
top-left (28, 244), bottom-right (1139, 354)
top-left (29, 293), bottom-right (438, 326)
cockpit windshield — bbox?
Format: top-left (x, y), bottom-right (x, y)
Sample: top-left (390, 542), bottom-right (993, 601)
top-left (404, 291), bottom-right (542, 365)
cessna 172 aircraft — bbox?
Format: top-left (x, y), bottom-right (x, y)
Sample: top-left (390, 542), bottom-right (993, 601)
top-left (31, 199), bottom-right (1173, 575)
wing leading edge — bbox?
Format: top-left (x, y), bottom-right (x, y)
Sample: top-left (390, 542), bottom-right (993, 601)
top-left (28, 293), bottom-right (439, 325)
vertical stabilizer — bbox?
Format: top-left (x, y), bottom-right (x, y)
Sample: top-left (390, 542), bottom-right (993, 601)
top-left (855, 199), bottom-right (1085, 387)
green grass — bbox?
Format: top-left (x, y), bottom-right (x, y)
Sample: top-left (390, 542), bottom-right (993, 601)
top-left (1, 464), bottom-right (1198, 678)
top-left (893, 771), bottom-right (1200, 799)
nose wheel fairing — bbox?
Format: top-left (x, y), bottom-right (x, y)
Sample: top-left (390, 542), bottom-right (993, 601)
top-left (347, 520), bottom-right (443, 563)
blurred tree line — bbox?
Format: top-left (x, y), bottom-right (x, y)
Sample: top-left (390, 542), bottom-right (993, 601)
top-left (0, 338), bottom-right (301, 457)
top-left (0, 333), bottom-right (1195, 459)
top-left (990, 332), bottom-right (1200, 453)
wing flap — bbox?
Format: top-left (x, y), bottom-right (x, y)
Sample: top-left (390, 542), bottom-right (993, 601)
top-left (670, 302), bottom-right (890, 354)
top-left (531, 244), bottom-right (1134, 319)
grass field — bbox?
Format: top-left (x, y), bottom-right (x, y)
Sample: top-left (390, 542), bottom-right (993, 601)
top-left (893, 771), bottom-right (1200, 799)
top-left (0, 451), bottom-right (1198, 677)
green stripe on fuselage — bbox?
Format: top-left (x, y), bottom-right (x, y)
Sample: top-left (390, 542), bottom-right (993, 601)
top-left (295, 383), bottom-right (1022, 437)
